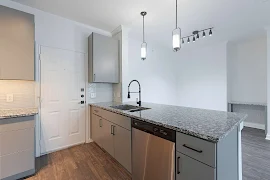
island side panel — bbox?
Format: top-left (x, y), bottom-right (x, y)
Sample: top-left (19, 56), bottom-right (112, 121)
top-left (217, 127), bottom-right (238, 180)
top-left (238, 122), bottom-right (243, 180)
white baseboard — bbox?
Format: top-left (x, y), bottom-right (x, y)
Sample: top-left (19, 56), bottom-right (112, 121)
top-left (40, 141), bottom-right (85, 155)
top-left (86, 138), bottom-right (93, 143)
top-left (266, 134), bottom-right (270, 140)
top-left (244, 122), bottom-right (265, 130)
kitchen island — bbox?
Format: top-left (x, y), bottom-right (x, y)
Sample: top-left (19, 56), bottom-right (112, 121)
top-left (90, 102), bottom-right (247, 180)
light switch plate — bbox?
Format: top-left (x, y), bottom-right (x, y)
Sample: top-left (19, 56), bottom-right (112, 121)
top-left (90, 93), bottom-right (96, 99)
top-left (6, 94), bottom-right (14, 102)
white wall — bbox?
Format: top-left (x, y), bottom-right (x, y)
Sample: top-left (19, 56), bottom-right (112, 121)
top-left (0, 0), bottom-right (113, 105)
top-left (176, 42), bottom-right (228, 111)
top-left (128, 38), bottom-right (228, 111)
top-left (128, 38), bottom-right (178, 105)
top-left (227, 35), bottom-right (267, 104)
top-left (0, 81), bottom-right (36, 109)
top-left (0, 0), bottom-right (113, 155)
top-left (266, 29), bottom-right (270, 139)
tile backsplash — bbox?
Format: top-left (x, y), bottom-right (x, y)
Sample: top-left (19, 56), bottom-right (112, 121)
top-left (88, 83), bottom-right (113, 104)
top-left (0, 80), bottom-right (36, 109)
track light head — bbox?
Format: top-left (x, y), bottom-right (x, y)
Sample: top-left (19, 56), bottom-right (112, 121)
top-left (187, 37), bottom-right (190, 43)
top-left (196, 33), bottom-right (199, 39)
top-left (203, 31), bottom-right (206, 37)
top-left (209, 29), bottom-right (213, 36)
top-left (182, 38), bottom-right (184, 44)
top-left (193, 36), bottom-right (196, 42)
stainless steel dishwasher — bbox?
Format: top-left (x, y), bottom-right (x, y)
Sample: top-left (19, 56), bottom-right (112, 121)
top-left (132, 119), bottom-right (176, 180)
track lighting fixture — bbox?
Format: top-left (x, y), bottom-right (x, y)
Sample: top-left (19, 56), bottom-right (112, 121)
top-left (181, 27), bottom-right (213, 46)
top-left (140, 11), bottom-right (147, 60)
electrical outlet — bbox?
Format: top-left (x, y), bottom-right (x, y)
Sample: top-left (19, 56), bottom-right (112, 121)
top-left (6, 94), bottom-right (14, 102)
top-left (90, 93), bottom-right (96, 99)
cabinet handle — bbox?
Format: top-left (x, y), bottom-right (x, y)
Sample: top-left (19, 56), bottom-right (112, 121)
top-left (177, 157), bottom-right (181, 174)
top-left (111, 125), bottom-right (115, 135)
top-left (111, 125), bottom-right (113, 135)
top-left (99, 119), bottom-right (102, 127)
top-left (183, 144), bottom-right (203, 153)
top-left (94, 110), bottom-right (99, 113)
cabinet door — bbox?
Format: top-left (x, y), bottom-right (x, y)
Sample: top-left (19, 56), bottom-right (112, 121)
top-left (91, 114), bottom-right (103, 148)
top-left (92, 33), bottom-right (119, 83)
top-left (0, 5), bottom-right (34, 80)
top-left (114, 125), bottom-right (131, 172)
top-left (176, 152), bottom-right (216, 180)
top-left (102, 119), bottom-right (114, 157)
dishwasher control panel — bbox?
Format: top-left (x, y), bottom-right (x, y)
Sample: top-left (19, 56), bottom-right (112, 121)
top-left (132, 119), bottom-right (176, 142)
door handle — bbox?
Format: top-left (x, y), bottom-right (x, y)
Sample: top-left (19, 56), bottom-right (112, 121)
top-left (177, 156), bottom-right (181, 174)
top-left (79, 101), bottom-right (85, 104)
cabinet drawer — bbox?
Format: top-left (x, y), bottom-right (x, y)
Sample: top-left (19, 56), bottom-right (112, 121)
top-left (0, 149), bottom-right (34, 179)
top-left (0, 128), bottom-right (34, 156)
top-left (102, 109), bottom-right (131, 130)
top-left (92, 106), bottom-right (103, 117)
top-left (0, 116), bottom-right (35, 133)
top-left (176, 132), bottom-right (216, 167)
top-left (91, 106), bottom-right (131, 130)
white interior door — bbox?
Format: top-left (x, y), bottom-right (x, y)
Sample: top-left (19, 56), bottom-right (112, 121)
top-left (40, 46), bottom-right (86, 154)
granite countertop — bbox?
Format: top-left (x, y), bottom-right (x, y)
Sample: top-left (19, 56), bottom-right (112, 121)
top-left (90, 102), bottom-right (247, 143)
top-left (0, 108), bottom-right (38, 119)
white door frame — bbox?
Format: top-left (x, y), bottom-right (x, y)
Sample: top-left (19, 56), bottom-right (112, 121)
top-left (35, 44), bottom-right (89, 157)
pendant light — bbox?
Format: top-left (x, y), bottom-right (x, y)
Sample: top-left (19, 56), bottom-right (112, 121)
top-left (172, 0), bottom-right (181, 52)
top-left (141, 11), bottom-right (147, 60)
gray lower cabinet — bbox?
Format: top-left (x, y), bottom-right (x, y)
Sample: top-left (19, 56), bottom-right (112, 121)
top-left (0, 116), bottom-right (35, 180)
top-left (176, 152), bottom-right (215, 180)
top-left (91, 114), bottom-right (103, 148)
top-left (91, 107), bottom-right (131, 172)
top-left (102, 120), bottom-right (115, 157)
top-left (114, 125), bottom-right (131, 172)
top-left (176, 128), bottom-right (239, 180)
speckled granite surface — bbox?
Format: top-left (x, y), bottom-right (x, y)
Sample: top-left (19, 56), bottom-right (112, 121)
top-left (90, 102), bottom-right (247, 143)
top-left (0, 108), bottom-right (38, 119)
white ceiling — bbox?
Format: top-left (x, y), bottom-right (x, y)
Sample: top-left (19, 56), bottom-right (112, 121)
top-left (12, 0), bottom-right (270, 48)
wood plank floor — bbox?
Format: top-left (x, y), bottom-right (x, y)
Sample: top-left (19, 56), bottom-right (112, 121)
top-left (25, 143), bottom-right (131, 180)
top-left (242, 127), bottom-right (270, 180)
top-left (23, 127), bottom-right (269, 180)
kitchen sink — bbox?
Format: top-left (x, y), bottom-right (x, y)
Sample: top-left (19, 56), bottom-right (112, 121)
top-left (110, 104), bottom-right (150, 112)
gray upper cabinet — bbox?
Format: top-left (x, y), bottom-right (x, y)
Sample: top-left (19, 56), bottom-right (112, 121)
top-left (88, 33), bottom-right (119, 83)
top-left (0, 6), bottom-right (35, 81)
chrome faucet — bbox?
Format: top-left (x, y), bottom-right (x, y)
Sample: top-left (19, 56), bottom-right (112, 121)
top-left (127, 80), bottom-right (141, 106)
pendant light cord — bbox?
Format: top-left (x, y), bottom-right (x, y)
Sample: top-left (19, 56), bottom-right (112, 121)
top-left (176, 0), bottom-right (178, 29)
top-left (143, 15), bottom-right (145, 43)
